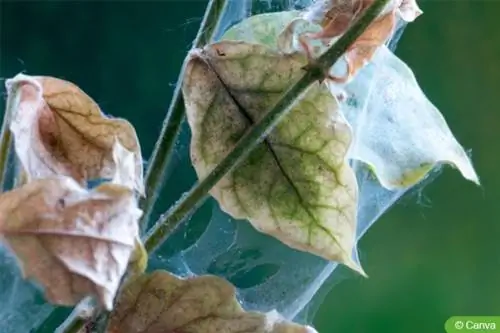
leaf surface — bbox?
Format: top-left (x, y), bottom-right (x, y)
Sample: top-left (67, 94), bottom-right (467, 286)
top-left (107, 270), bottom-right (317, 333)
top-left (0, 177), bottom-right (142, 309)
top-left (183, 41), bottom-right (362, 274)
top-left (5, 73), bottom-right (144, 195)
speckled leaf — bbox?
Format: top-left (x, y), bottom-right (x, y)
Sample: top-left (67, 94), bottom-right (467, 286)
top-left (223, 12), bottom-right (478, 188)
top-left (107, 270), bottom-right (317, 333)
top-left (339, 45), bottom-right (480, 188)
top-left (0, 177), bottom-right (142, 309)
top-left (5, 73), bottom-right (144, 195)
top-left (182, 41), bottom-right (363, 274)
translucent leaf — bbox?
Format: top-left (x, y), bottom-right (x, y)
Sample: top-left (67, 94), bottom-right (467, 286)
top-left (338, 45), bottom-right (480, 188)
top-left (107, 270), bottom-right (317, 333)
top-left (0, 177), bottom-right (142, 310)
top-left (5, 73), bottom-right (144, 195)
top-left (182, 41), bottom-right (363, 274)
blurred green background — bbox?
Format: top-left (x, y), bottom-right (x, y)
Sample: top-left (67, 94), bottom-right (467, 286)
top-left (0, 1), bottom-right (498, 333)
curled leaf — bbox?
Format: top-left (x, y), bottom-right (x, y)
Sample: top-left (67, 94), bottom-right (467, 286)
top-left (108, 270), bottom-right (317, 333)
top-left (338, 46), bottom-right (479, 188)
top-left (183, 41), bottom-right (363, 274)
top-left (303, 0), bottom-right (422, 30)
top-left (0, 176), bottom-right (142, 309)
top-left (297, 0), bottom-right (422, 81)
top-left (5, 73), bottom-right (144, 195)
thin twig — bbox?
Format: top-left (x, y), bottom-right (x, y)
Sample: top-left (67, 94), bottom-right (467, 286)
top-left (138, 0), bottom-right (230, 234)
top-left (0, 88), bottom-right (15, 191)
top-left (39, 1), bottom-right (231, 333)
top-left (144, 0), bottom-right (391, 253)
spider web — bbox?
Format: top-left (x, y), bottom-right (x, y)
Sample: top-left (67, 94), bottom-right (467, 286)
top-left (148, 0), bottom-right (438, 326)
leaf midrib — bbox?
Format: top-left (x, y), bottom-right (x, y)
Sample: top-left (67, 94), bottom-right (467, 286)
top-left (205, 57), bottom-right (343, 250)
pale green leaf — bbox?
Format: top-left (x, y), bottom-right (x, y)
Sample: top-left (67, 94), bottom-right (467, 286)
top-left (222, 11), bottom-right (301, 49)
top-left (182, 41), bottom-right (363, 275)
top-left (107, 270), bottom-right (317, 333)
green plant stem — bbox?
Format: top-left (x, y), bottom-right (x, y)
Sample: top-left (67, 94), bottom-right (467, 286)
top-left (144, 0), bottom-right (391, 253)
top-left (0, 89), bottom-right (15, 191)
top-left (43, 1), bottom-right (231, 333)
top-left (138, 0), bottom-right (229, 233)
top-left (46, 1), bottom-right (389, 332)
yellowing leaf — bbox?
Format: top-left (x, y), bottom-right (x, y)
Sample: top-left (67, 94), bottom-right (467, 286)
top-left (0, 176), bottom-right (142, 310)
top-left (339, 46), bottom-right (479, 188)
top-left (108, 270), bottom-right (317, 333)
top-left (183, 41), bottom-right (363, 274)
top-left (5, 73), bottom-right (144, 195)
top-left (128, 238), bottom-right (147, 277)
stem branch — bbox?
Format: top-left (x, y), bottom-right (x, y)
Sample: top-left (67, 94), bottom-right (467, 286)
top-left (0, 88), bottom-right (15, 191)
top-left (138, 0), bottom-right (229, 233)
top-left (144, 0), bottom-right (390, 253)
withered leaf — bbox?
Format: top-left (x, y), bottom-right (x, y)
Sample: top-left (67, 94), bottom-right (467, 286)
top-left (5, 73), bottom-right (144, 195)
top-left (0, 176), bottom-right (142, 310)
top-left (294, 0), bottom-right (422, 81)
top-left (183, 41), bottom-right (363, 274)
top-left (107, 270), bottom-right (317, 333)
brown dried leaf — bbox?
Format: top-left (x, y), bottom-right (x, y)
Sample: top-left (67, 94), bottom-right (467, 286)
top-left (5, 73), bottom-right (144, 195)
top-left (0, 176), bottom-right (142, 309)
top-left (108, 270), bottom-right (317, 333)
top-left (304, 0), bottom-right (421, 37)
top-left (299, 0), bottom-right (421, 80)
top-left (344, 11), bottom-right (396, 78)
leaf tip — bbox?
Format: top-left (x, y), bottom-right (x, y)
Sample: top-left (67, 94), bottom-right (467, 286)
top-left (344, 256), bottom-right (368, 278)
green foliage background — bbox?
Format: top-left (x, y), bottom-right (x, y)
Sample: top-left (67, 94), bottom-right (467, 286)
top-left (0, 1), bottom-right (498, 332)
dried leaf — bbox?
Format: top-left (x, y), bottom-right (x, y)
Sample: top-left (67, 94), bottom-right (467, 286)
top-left (0, 176), bottom-right (142, 309)
top-left (298, 0), bottom-right (422, 80)
top-left (343, 11), bottom-right (396, 79)
top-left (5, 73), bottom-right (144, 195)
top-left (303, 0), bottom-right (422, 32)
top-left (338, 46), bottom-right (479, 188)
top-left (108, 270), bottom-right (317, 333)
top-left (183, 41), bottom-right (363, 274)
